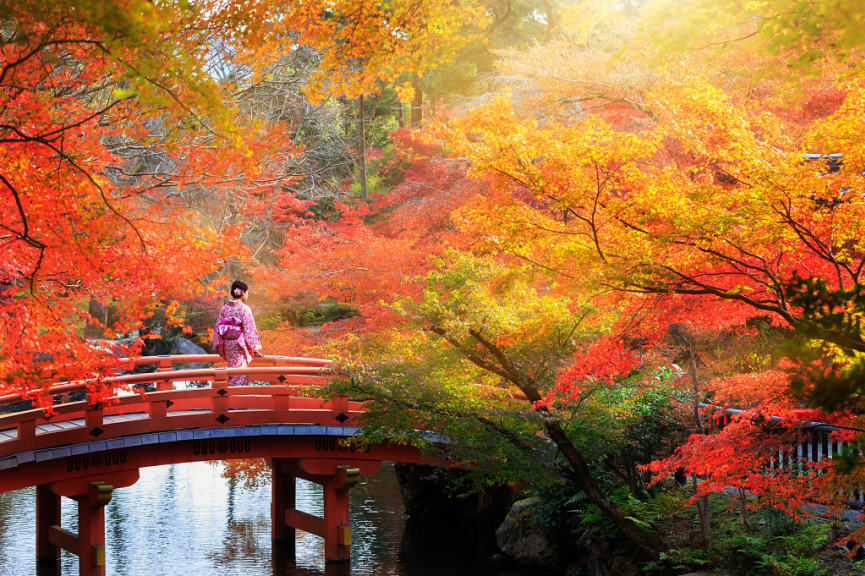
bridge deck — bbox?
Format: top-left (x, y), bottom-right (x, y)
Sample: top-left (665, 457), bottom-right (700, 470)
top-left (0, 356), bottom-right (354, 479)
top-left (0, 354), bottom-right (439, 573)
top-left (0, 354), bottom-right (445, 494)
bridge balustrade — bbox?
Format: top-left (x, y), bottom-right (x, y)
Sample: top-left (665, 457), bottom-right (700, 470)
top-left (0, 355), bottom-right (422, 576)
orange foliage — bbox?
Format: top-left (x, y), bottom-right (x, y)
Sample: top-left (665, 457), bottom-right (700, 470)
top-left (0, 14), bottom-right (240, 395)
top-left (263, 132), bottom-right (486, 352)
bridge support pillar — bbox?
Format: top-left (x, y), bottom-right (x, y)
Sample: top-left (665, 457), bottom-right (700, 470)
top-left (36, 485), bottom-right (61, 569)
top-left (271, 458), bottom-right (296, 543)
top-left (39, 470), bottom-right (138, 576)
top-left (275, 458), bottom-right (370, 564)
top-left (74, 482), bottom-right (112, 576)
top-left (321, 474), bottom-right (353, 562)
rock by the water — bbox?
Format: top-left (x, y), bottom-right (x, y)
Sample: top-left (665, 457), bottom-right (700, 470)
top-left (495, 497), bottom-right (561, 569)
top-left (170, 337), bottom-right (212, 370)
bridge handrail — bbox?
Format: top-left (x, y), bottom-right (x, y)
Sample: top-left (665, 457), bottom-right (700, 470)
top-left (123, 354), bottom-right (332, 368)
top-left (0, 383), bottom-right (338, 428)
top-left (0, 361), bottom-right (364, 474)
top-left (699, 402), bottom-right (847, 433)
top-left (0, 355), bottom-right (334, 408)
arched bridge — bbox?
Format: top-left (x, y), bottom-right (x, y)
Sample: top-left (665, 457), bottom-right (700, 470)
top-left (0, 355), bottom-right (427, 575)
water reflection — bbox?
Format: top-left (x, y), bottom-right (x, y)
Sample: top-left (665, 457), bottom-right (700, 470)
top-left (0, 462), bottom-right (409, 576)
top-left (0, 461), bottom-right (532, 576)
top-left (273, 555), bottom-right (352, 576)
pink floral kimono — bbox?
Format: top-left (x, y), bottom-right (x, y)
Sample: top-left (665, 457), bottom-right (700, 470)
top-left (212, 300), bottom-right (262, 386)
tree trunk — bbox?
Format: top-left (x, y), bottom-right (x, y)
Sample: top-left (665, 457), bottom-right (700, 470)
top-left (543, 419), bottom-right (666, 555)
top-left (357, 94), bottom-right (367, 203)
top-left (441, 327), bottom-right (666, 557)
top-left (541, 0), bottom-right (559, 43)
top-left (678, 326), bottom-right (712, 548)
top-left (514, 372), bottom-right (664, 554)
top-left (692, 475), bottom-right (711, 548)
top-left (411, 77), bottom-right (423, 128)
top-left (339, 96), bottom-right (351, 137)
top-left (738, 487), bottom-right (752, 533)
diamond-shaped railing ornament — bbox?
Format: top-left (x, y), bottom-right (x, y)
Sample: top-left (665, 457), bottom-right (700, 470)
top-left (90, 427), bottom-right (104, 437)
top-left (277, 375), bottom-right (287, 383)
top-left (335, 413), bottom-right (349, 424)
top-left (217, 388), bottom-right (227, 397)
top-left (166, 400), bottom-right (174, 408)
top-left (215, 414), bottom-right (229, 424)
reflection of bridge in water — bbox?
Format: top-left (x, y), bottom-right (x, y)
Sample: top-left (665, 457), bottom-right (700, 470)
top-left (0, 355), bottom-right (427, 576)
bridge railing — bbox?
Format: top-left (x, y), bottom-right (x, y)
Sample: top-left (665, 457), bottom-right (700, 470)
top-left (125, 354), bottom-right (331, 369)
top-left (0, 355), bottom-right (358, 463)
top-left (0, 354), bottom-right (333, 406)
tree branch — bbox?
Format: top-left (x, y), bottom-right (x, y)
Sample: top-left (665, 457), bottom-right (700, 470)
top-left (0, 174), bottom-right (46, 292)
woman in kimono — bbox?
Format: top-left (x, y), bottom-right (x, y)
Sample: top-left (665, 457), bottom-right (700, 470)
top-left (212, 280), bottom-right (263, 386)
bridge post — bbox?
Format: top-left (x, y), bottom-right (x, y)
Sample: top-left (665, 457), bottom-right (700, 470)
top-left (271, 458), bottom-right (296, 543)
top-left (36, 485), bottom-right (61, 565)
top-left (275, 459), bottom-right (363, 564)
top-left (156, 356), bottom-right (172, 391)
top-left (42, 471), bottom-right (138, 576)
top-left (212, 369), bottom-right (229, 416)
top-left (322, 469), bottom-right (355, 563)
top-left (75, 482), bottom-right (112, 576)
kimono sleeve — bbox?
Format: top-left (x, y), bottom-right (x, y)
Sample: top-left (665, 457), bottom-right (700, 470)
top-left (242, 304), bottom-right (262, 352)
top-left (212, 305), bottom-right (224, 350)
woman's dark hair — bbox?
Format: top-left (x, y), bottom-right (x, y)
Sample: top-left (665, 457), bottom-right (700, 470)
top-left (230, 280), bottom-right (248, 299)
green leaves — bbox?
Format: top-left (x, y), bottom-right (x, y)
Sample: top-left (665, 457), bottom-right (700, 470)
top-left (638, 0), bottom-right (865, 73)
top-left (329, 350), bottom-right (557, 485)
top-left (417, 250), bottom-right (583, 363)
top-left (781, 274), bottom-right (865, 410)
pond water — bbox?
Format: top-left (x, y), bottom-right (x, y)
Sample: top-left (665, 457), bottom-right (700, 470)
top-left (0, 462), bottom-right (530, 576)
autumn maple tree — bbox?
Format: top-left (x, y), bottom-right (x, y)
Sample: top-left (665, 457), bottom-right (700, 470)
top-left (9, 0), bottom-right (865, 564)
top-left (429, 0), bottom-right (865, 540)
top-left (264, 0), bottom-right (865, 555)
top-left (0, 0), bottom-right (269, 399)
top-left (0, 0), bottom-right (487, 397)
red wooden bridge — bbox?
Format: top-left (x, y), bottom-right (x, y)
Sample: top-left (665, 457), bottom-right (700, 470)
top-left (0, 354), bottom-right (428, 575)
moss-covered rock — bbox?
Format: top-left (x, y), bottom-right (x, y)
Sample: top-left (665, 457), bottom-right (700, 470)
top-left (496, 497), bottom-right (562, 569)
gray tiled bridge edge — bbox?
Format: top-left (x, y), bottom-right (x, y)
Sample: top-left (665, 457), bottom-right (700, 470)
top-left (0, 425), bottom-right (449, 472)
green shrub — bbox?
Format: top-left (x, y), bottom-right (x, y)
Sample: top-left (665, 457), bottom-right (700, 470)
top-left (642, 548), bottom-right (711, 574)
top-left (720, 518), bottom-right (829, 576)
top-left (533, 484), bottom-right (590, 548)
top-left (300, 302), bottom-right (358, 326)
